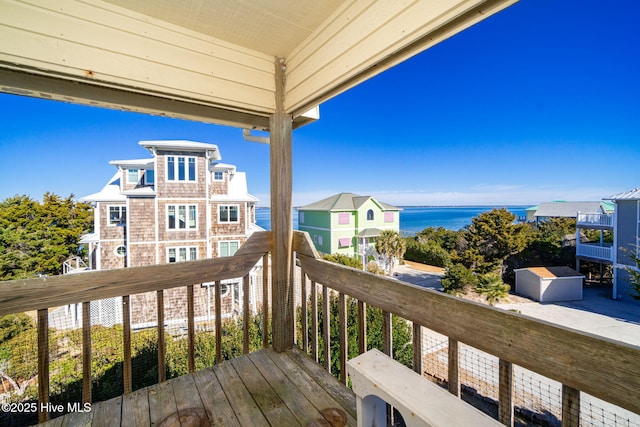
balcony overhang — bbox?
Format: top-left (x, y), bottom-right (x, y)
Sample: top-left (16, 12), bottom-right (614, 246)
top-left (0, 0), bottom-right (517, 131)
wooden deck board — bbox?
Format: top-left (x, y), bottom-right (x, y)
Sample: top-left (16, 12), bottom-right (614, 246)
top-left (250, 350), bottom-right (344, 426)
top-left (147, 377), bottom-right (179, 426)
top-left (214, 360), bottom-right (271, 426)
top-left (230, 355), bottom-right (300, 426)
top-left (192, 367), bottom-right (241, 426)
top-left (38, 349), bottom-right (356, 426)
top-left (265, 349), bottom-right (357, 426)
top-left (120, 387), bottom-right (149, 427)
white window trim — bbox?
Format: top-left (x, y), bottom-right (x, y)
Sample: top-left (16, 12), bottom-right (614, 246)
top-left (218, 240), bottom-right (241, 257)
top-left (143, 168), bottom-right (154, 185)
top-left (114, 245), bottom-right (127, 257)
top-left (213, 170), bottom-right (224, 181)
top-left (107, 205), bottom-right (126, 226)
top-left (127, 169), bottom-right (139, 184)
top-left (167, 204), bottom-right (198, 230)
top-left (166, 155), bottom-right (197, 182)
top-left (218, 204), bottom-right (240, 224)
top-left (166, 246), bottom-right (198, 263)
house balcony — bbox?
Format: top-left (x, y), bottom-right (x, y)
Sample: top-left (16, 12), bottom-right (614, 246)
top-left (0, 231), bottom-right (638, 427)
top-left (576, 212), bottom-right (614, 229)
top-left (576, 242), bottom-right (614, 263)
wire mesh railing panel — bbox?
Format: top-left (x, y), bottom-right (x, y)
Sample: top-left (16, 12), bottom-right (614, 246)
top-left (580, 392), bottom-right (640, 427)
top-left (0, 312), bottom-right (39, 426)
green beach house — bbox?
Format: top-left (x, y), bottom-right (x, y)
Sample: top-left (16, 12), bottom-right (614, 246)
top-left (298, 193), bottom-right (401, 262)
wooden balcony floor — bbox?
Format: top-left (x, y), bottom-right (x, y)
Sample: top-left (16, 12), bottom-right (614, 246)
top-left (40, 348), bottom-right (356, 427)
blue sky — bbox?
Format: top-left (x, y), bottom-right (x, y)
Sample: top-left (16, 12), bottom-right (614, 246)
top-left (1, 0), bottom-right (638, 207)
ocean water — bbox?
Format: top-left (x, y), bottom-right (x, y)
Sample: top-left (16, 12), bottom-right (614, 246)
top-left (255, 206), bottom-right (528, 235)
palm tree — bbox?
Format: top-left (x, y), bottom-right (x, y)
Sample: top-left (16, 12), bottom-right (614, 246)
top-left (375, 230), bottom-right (406, 276)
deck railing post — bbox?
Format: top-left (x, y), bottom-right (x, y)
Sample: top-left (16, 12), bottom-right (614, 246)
top-left (448, 338), bottom-right (460, 397)
top-left (37, 308), bottom-right (49, 423)
top-left (498, 359), bottom-right (514, 426)
top-left (270, 56), bottom-right (294, 353)
top-left (82, 301), bottom-right (92, 403)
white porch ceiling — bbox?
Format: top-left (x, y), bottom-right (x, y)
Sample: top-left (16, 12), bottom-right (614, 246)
top-left (0, 0), bottom-right (518, 130)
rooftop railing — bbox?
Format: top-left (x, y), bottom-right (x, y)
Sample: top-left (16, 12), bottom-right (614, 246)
top-left (577, 212), bottom-right (614, 228)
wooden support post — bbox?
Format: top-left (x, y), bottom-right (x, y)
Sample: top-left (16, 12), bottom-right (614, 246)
top-left (82, 301), bottom-right (92, 403)
top-left (339, 293), bottom-right (347, 384)
top-left (156, 290), bottom-right (166, 382)
top-left (301, 271), bottom-right (309, 353)
top-left (311, 281), bottom-right (319, 362)
top-left (270, 56), bottom-right (294, 353)
top-left (358, 301), bottom-right (367, 354)
top-left (122, 295), bottom-right (132, 394)
top-left (382, 311), bottom-right (392, 357)
top-left (243, 273), bottom-right (250, 354)
top-left (37, 308), bottom-right (49, 423)
top-left (215, 280), bottom-right (222, 364)
top-left (323, 285), bottom-right (330, 372)
top-left (262, 253), bottom-right (269, 348)
top-left (412, 323), bottom-right (423, 375)
top-left (187, 285), bottom-right (195, 372)
top-left (448, 338), bottom-right (460, 397)
top-left (562, 384), bottom-right (580, 427)
top-left (499, 359), bottom-right (514, 426)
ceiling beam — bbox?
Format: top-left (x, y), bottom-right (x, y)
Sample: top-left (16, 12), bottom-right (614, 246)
top-left (0, 67), bottom-right (272, 130)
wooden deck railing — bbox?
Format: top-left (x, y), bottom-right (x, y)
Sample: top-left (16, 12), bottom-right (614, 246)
top-left (0, 231), bottom-right (271, 424)
top-left (1, 229), bottom-right (639, 426)
top-left (292, 231), bottom-right (640, 427)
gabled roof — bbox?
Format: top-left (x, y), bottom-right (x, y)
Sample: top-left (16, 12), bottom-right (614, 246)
top-left (533, 201), bottom-right (612, 218)
top-left (299, 192), bottom-right (401, 212)
top-left (80, 172), bottom-right (126, 202)
top-left (608, 187), bottom-right (640, 201)
top-left (209, 172), bottom-right (258, 202)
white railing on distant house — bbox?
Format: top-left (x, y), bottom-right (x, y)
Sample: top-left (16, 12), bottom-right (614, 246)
top-left (577, 212), bottom-right (613, 228)
top-left (576, 243), bottom-right (613, 261)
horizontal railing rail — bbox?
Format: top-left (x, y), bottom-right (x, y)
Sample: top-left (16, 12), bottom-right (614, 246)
top-left (0, 231), bottom-right (272, 424)
top-left (292, 230), bottom-right (640, 426)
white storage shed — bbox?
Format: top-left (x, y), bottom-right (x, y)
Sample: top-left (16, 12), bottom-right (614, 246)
top-left (515, 267), bottom-right (584, 302)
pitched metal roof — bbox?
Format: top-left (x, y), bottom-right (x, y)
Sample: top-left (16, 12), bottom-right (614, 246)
top-left (607, 188), bottom-right (640, 201)
top-left (299, 193), bottom-right (400, 212)
top-left (534, 201), bottom-right (610, 218)
top-left (80, 172), bottom-right (126, 202)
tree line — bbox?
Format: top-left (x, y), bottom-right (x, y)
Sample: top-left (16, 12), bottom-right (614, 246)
top-left (404, 208), bottom-right (615, 303)
top-left (0, 194), bottom-right (93, 280)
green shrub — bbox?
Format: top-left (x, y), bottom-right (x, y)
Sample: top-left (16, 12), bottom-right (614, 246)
top-left (323, 253), bottom-right (363, 270)
top-left (476, 273), bottom-right (511, 305)
top-left (404, 238), bottom-right (451, 268)
top-left (441, 263), bottom-right (477, 294)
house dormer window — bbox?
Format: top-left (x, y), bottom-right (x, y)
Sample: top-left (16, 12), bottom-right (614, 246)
top-left (167, 156), bottom-right (196, 182)
top-left (367, 209), bottom-right (374, 221)
top-left (127, 169), bottom-right (139, 184)
top-left (213, 171), bottom-right (224, 181)
top-left (144, 169), bottom-right (154, 185)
